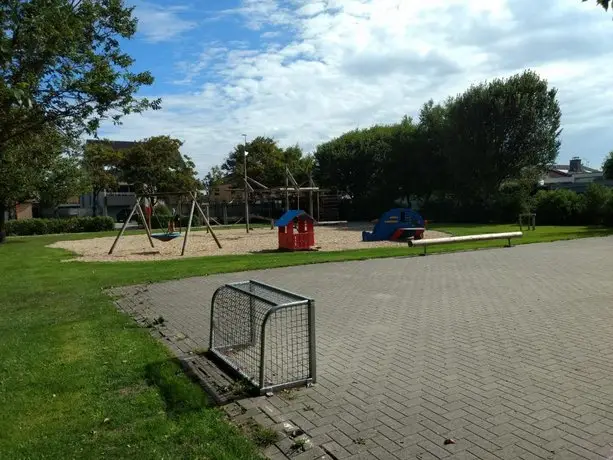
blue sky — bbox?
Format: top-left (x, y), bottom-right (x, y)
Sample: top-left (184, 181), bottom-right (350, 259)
top-left (99, 0), bottom-right (613, 175)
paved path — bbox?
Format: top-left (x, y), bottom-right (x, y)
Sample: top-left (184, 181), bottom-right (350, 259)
top-left (115, 237), bottom-right (613, 459)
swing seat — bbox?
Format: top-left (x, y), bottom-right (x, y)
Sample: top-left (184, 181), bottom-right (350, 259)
top-left (151, 232), bottom-right (182, 242)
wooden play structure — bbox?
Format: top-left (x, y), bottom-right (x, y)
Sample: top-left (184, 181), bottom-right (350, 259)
top-left (275, 210), bottom-right (316, 251)
top-left (108, 191), bottom-right (222, 256)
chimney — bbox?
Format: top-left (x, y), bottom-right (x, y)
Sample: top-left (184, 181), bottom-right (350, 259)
top-left (569, 157), bottom-right (582, 173)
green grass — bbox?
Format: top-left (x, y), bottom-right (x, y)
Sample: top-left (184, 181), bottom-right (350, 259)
top-left (0, 223), bottom-right (611, 459)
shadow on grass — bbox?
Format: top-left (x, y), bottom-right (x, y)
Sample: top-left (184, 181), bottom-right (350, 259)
top-left (145, 359), bottom-right (211, 417)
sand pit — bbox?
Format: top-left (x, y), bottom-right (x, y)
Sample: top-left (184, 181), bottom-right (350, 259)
top-left (48, 225), bottom-right (450, 262)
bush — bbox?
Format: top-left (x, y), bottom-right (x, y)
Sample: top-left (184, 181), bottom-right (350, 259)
top-left (6, 216), bottom-right (114, 236)
top-left (532, 189), bottom-right (585, 225)
top-left (583, 183), bottom-right (612, 225)
top-left (154, 203), bottom-right (172, 216)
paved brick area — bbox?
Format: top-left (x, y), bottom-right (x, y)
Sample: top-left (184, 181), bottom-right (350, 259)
top-left (114, 237), bottom-right (613, 459)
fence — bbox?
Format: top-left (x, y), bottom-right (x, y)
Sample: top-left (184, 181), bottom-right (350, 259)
top-left (209, 280), bottom-right (316, 394)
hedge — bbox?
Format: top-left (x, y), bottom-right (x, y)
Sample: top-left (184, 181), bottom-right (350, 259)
top-left (6, 216), bottom-right (115, 236)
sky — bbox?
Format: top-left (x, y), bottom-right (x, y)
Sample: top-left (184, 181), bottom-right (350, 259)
top-left (98, 0), bottom-right (613, 176)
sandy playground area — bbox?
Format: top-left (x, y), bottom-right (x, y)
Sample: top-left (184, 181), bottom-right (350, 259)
top-left (48, 224), bottom-right (449, 262)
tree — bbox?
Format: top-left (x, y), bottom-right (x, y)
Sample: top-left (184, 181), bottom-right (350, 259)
top-left (203, 165), bottom-right (225, 198)
top-left (120, 135), bottom-right (200, 199)
top-left (0, 0), bottom-right (159, 232)
top-left (314, 124), bottom-right (400, 217)
top-left (221, 137), bottom-right (288, 188)
top-left (583, 0), bottom-right (611, 12)
top-left (603, 151), bottom-right (613, 179)
top-left (83, 140), bottom-right (123, 216)
top-left (442, 70), bottom-right (561, 205)
top-left (37, 156), bottom-right (88, 216)
top-left (0, 127), bottom-right (70, 225)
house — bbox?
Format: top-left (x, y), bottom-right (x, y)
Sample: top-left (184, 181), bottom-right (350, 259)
top-left (541, 157), bottom-right (613, 193)
top-left (3, 201), bottom-right (34, 222)
top-left (210, 183), bottom-right (242, 202)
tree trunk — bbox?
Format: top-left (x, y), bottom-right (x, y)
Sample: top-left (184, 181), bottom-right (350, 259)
top-left (0, 201), bottom-right (6, 243)
top-left (92, 188), bottom-right (98, 217)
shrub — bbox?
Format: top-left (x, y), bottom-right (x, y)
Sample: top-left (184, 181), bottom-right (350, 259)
top-left (532, 189), bottom-right (585, 225)
top-left (583, 183), bottom-right (612, 225)
top-left (154, 203), bottom-right (172, 216)
top-left (6, 216), bottom-right (114, 236)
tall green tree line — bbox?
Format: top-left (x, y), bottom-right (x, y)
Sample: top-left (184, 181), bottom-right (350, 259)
top-left (208, 70), bottom-right (561, 222)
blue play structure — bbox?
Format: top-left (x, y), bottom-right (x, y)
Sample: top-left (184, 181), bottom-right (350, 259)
top-left (362, 208), bottom-right (425, 242)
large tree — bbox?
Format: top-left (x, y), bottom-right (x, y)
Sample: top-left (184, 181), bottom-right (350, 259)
top-left (584, 0), bottom-right (611, 12)
top-left (221, 136), bottom-right (289, 188)
top-left (82, 140), bottom-right (123, 216)
top-left (0, 126), bottom-right (70, 225)
top-left (120, 135), bottom-right (200, 199)
top-left (442, 70), bottom-right (561, 205)
top-left (37, 155), bottom-right (89, 216)
top-left (603, 150), bottom-right (613, 179)
top-left (0, 0), bottom-right (159, 232)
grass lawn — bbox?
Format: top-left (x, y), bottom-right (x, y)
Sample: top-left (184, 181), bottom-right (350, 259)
top-left (0, 223), bottom-right (611, 459)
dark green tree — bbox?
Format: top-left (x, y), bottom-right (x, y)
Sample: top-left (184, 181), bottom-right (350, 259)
top-left (121, 136), bottom-right (200, 199)
top-left (221, 137), bottom-right (288, 188)
top-left (442, 70), bottom-right (561, 206)
top-left (203, 165), bottom-right (225, 196)
top-left (0, 127), bottom-right (71, 226)
top-left (583, 0), bottom-right (611, 12)
top-left (82, 140), bottom-right (123, 216)
top-left (0, 0), bottom-right (159, 233)
top-left (37, 156), bottom-right (89, 216)
top-left (602, 151), bottom-right (613, 179)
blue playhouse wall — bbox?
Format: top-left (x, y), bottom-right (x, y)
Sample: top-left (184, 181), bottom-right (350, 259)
top-left (362, 208), bottom-right (425, 242)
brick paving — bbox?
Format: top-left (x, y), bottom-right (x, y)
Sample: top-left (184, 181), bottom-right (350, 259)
top-left (114, 237), bottom-right (613, 459)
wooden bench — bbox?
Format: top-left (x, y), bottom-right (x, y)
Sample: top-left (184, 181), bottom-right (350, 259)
top-left (408, 231), bottom-right (523, 255)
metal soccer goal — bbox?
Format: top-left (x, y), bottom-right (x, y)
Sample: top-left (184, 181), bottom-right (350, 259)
top-left (209, 280), bottom-right (316, 394)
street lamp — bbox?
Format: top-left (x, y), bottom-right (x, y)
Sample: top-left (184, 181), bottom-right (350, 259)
top-left (242, 134), bottom-right (250, 233)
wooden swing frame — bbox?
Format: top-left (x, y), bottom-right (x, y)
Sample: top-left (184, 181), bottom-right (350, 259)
top-left (108, 191), bottom-right (222, 256)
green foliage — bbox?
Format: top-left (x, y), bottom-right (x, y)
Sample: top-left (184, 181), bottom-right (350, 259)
top-left (0, 127), bottom-right (72, 228)
top-left (584, 0), bottom-right (611, 12)
top-left (0, 0), bottom-right (159, 231)
top-left (443, 71), bottom-right (560, 202)
top-left (602, 151), bottom-right (613, 180)
top-left (0, 0), bottom-right (159, 151)
top-left (532, 189), bottom-right (586, 225)
top-left (583, 183), bottom-right (612, 224)
top-left (121, 136), bottom-right (200, 196)
top-left (6, 216), bottom-right (114, 236)
top-left (37, 156), bottom-right (89, 212)
top-left (203, 165), bottom-right (225, 195)
top-left (220, 137), bottom-right (311, 188)
top-left (310, 70), bottom-right (561, 220)
top-left (154, 203), bottom-right (172, 216)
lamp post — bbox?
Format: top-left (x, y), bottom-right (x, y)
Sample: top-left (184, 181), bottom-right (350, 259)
top-left (242, 134), bottom-right (249, 234)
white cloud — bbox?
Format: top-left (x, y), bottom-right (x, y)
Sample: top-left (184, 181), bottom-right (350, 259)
top-left (133, 2), bottom-right (196, 43)
top-left (101, 0), bottom-right (613, 175)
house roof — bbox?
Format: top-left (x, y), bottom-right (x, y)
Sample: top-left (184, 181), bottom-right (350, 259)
top-left (550, 164), bottom-right (600, 174)
top-left (86, 140), bottom-right (138, 151)
top-left (275, 210), bottom-right (314, 227)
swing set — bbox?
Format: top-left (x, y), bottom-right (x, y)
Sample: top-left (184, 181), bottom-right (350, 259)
top-left (108, 191), bottom-right (222, 256)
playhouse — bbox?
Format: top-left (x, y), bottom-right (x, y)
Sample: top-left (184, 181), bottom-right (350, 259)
top-left (275, 210), bottom-right (316, 251)
top-left (362, 208), bottom-right (425, 242)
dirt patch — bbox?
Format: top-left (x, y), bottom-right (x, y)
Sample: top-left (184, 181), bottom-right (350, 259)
top-left (48, 225), bottom-right (450, 263)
